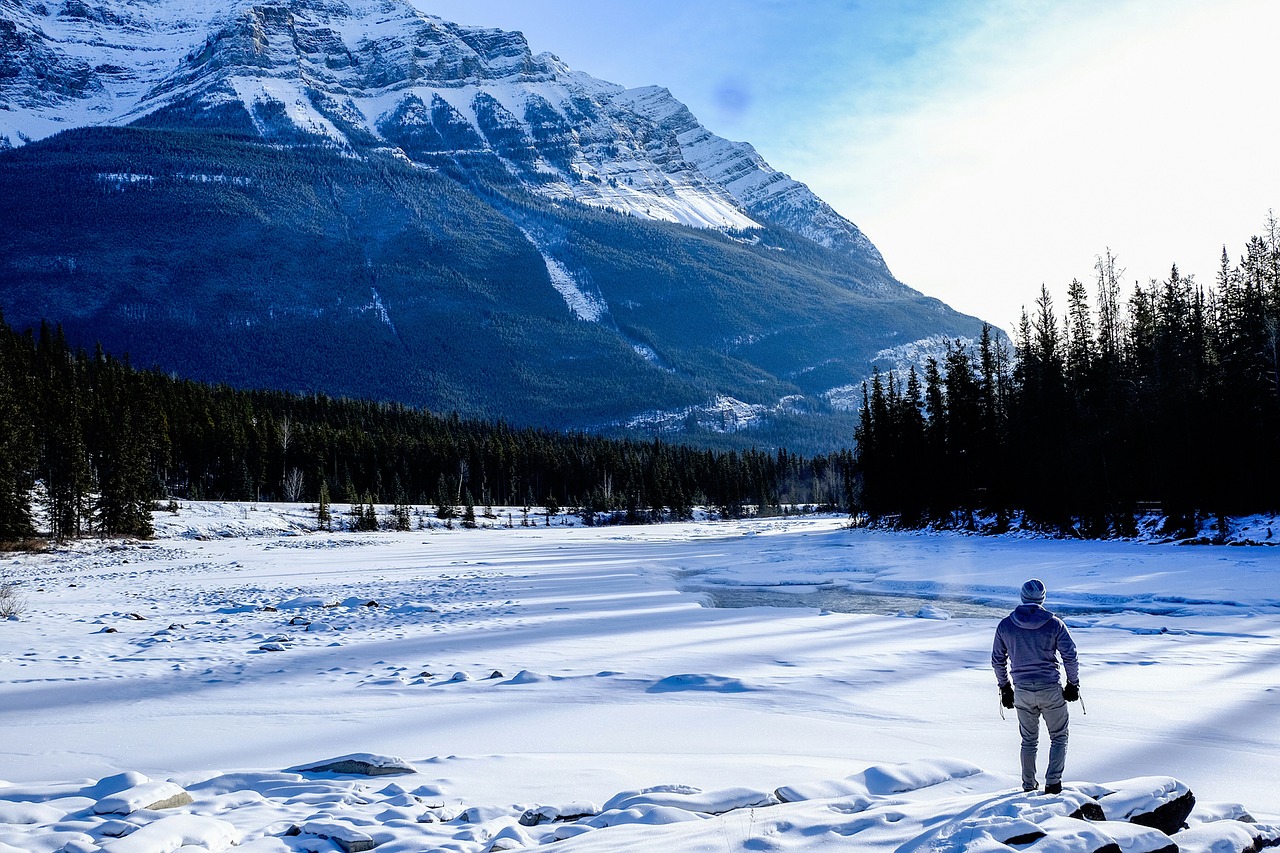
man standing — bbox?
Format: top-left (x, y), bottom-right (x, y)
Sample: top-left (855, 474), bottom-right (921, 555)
top-left (992, 578), bottom-right (1080, 795)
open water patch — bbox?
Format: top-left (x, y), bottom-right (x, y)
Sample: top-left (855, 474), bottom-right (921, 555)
top-left (676, 570), bottom-right (1254, 619)
top-left (683, 583), bottom-right (1013, 619)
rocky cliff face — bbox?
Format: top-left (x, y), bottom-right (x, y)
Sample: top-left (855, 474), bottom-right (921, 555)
top-left (1, 0), bottom-right (892, 284)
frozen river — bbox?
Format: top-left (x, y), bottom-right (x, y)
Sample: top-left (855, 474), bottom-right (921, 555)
top-left (4, 506), bottom-right (1280, 853)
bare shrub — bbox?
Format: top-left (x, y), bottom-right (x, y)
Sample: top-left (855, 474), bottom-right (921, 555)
top-left (283, 468), bottom-right (305, 502)
top-left (0, 538), bottom-right (47, 554)
top-left (0, 572), bottom-right (25, 619)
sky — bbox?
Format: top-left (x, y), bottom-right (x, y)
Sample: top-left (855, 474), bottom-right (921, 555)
top-left (419, 0), bottom-right (1280, 333)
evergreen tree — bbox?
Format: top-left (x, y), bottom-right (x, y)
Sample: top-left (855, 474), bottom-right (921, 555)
top-left (89, 355), bottom-right (156, 538)
top-left (393, 500), bottom-right (411, 531)
top-left (0, 318), bottom-right (35, 541)
top-left (317, 479), bottom-right (332, 530)
top-left (434, 474), bottom-right (456, 521)
top-left (38, 325), bottom-right (93, 540)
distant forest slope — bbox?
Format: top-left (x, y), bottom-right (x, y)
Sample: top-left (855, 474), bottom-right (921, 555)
top-left (0, 314), bottom-right (853, 542)
top-left (0, 127), bottom-right (986, 455)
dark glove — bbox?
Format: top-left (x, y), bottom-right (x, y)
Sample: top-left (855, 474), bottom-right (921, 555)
top-left (1000, 684), bottom-right (1015, 709)
top-left (1063, 682), bottom-right (1080, 702)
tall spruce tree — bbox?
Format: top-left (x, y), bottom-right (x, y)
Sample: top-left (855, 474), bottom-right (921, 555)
top-left (38, 325), bottom-right (93, 540)
top-left (0, 316), bottom-right (35, 541)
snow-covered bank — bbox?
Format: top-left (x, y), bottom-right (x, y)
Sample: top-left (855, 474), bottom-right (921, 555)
top-left (3, 503), bottom-right (1279, 851)
top-left (858, 510), bottom-right (1280, 548)
top-left (6, 760), bottom-right (1272, 852)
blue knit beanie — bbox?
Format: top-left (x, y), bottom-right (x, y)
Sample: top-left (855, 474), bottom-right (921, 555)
top-left (1020, 578), bottom-right (1047, 604)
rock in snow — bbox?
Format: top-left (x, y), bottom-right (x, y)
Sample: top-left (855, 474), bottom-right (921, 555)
top-left (1088, 777), bottom-right (1198, 835)
top-left (1174, 819), bottom-right (1280, 853)
top-left (289, 753), bottom-right (418, 776)
top-left (518, 801), bottom-right (602, 826)
top-left (93, 781), bottom-right (194, 815)
top-left (294, 820), bottom-right (376, 852)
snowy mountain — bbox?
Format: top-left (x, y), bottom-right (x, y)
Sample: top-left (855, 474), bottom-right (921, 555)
top-left (1, 0), bottom-right (889, 273)
top-left (0, 0), bottom-right (987, 451)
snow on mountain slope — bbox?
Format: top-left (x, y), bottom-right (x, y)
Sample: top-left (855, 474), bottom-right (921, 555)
top-left (0, 0), bottom-right (217, 141)
top-left (617, 85), bottom-right (892, 272)
top-left (517, 224), bottom-right (609, 322)
top-left (0, 0), bottom-right (887, 270)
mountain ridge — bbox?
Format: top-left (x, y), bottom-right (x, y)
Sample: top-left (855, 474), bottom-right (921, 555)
top-left (0, 0), bottom-right (989, 453)
top-left (1, 0), bottom-right (892, 279)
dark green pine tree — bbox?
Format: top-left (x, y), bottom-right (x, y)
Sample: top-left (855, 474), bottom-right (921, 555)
top-left (90, 353), bottom-right (156, 538)
top-left (896, 366), bottom-right (928, 524)
top-left (942, 340), bottom-right (983, 523)
top-left (317, 478), bottom-right (332, 530)
top-left (393, 498), bottom-right (411, 531)
top-left (0, 314), bottom-right (36, 541)
top-left (921, 357), bottom-right (948, 519)
top-left (37, 325), bottom-right (93, 540)
top-left (434, 474), bottom-right (456, 521)
top-left (1012, 288), bottom-right (1071, 528)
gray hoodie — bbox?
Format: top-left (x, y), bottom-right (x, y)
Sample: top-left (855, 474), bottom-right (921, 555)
top-left (992, 604), bottom-right (1079, 689)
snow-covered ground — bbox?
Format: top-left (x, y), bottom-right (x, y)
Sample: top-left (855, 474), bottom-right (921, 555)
top-left (3, 503), bottom-right (1279, 852)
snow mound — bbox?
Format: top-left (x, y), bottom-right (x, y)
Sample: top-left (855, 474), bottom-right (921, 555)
top-left (100, 814), bottom-right (238, 853)
top-left (276, 595), bottom-right (336, 610)
top-left (861, 758), bottom-right (983, 795)
top-left (603, 785), bottom-right (777, 814)
top-left (776, 758), bottom-right (982, 802)
top-left (502, 669), bottom-right (552, 684)
top-left (0, 801), bottom-right (63, 825)
top-left (388, 602), bottom-right (440, 614)
top-left (85, 772), bottom-right (152, 799)
top-left (583, 803), bottom-right (707, 827)
top-left (648, 673), bottom-right (754, 693)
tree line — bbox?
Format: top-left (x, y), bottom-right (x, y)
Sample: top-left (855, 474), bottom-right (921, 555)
top-left (854, 222), bottom-right (1280, 536)
top-left (0, 312), bottom-right (854, 542)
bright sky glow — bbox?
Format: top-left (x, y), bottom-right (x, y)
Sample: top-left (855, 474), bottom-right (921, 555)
top-left (420, 0), bottom-right (1280, 332)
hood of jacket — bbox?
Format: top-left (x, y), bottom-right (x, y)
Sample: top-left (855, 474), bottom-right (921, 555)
top-left (1011, 603), bottom-right (1054, 630)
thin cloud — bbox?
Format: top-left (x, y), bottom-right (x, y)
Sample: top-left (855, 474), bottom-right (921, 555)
top-left (405, 0), bottom-right (1280, 329)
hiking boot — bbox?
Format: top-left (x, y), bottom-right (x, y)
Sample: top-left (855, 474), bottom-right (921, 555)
top-left (1045, 782), bottom-right (1062, 795)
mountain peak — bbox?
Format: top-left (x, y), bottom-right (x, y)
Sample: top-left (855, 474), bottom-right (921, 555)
top-left (0, 0), bottom-right (892, 278)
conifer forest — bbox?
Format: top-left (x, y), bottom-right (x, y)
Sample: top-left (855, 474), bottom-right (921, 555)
top-left (853, 224), bottom-right (1280, 535)
top-left (0, 313), bottom-right (853, 542)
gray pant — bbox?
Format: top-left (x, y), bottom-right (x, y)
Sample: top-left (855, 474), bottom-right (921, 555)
top-left (1015, 683), bottom-right (1068, 790)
